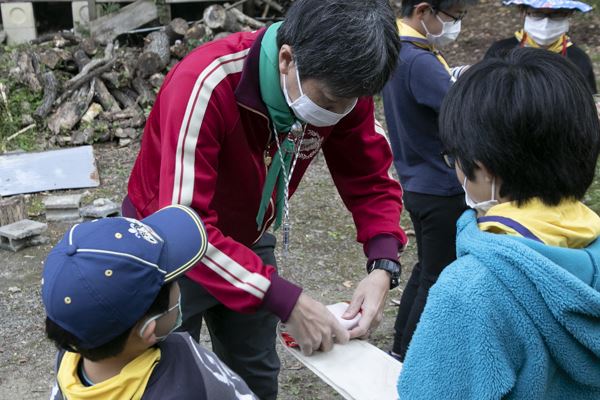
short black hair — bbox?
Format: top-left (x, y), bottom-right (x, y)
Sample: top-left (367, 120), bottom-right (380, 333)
top-left (277, 0), bottom-right (400, 98)
top-left (440, 47), bottom-right (600, 206)
top-left (45, 282), bottom-right (172, 361)
top-left (400, 0), bottom-right (477, 17)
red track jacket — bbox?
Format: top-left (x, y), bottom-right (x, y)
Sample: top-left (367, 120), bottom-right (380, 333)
top-left (128, 29), bottom-right (407, 321)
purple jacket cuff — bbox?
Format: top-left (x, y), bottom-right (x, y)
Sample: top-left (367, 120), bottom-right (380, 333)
top-left (366, 234), bottom-right (402, 264)
top-left (262, 273), bottom-right (303, 322)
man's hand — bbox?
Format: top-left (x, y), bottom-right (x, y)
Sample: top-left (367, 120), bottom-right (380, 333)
top-left (285, 293), bottom-right (350, 356)
top-left (342, 269), bottom-right (390, 339)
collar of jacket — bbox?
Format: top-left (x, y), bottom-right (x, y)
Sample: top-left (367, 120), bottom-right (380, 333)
top-left (234, 28), bottom-right (270, 117)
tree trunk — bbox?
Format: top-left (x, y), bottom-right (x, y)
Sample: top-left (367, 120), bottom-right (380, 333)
top-left (164, 18), bottom-right (188, 43)
top-left (137, 31), bottom-right (170, 78)
top-left (203, 5), bottom-right (240, 32)
top-left (34, 71), bottom-right (59, 119)
top-left (132, 76), bottom-right (156, 106)
top-left (47, 83), bottom-right (95, 134)
top-left (0, 196), bottom-right (27, 227)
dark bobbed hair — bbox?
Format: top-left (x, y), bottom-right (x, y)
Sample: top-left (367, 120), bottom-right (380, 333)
top-left (277, 0), bottom-right (400, 98)
top-left (45, 282), bottom-right (172, 362)
top-left (440, 47), bottom-right (600, 206)
top-left (400, 0), bottom-right (478, 17)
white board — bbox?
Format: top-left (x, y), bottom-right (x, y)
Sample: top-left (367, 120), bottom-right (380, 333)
top-left (0, 146), bottom-right (100, 196)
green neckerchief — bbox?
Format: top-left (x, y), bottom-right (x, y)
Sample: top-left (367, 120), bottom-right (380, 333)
top-left (259, 22), bottom-right (295, 133)
top-left (256, 22), bottom-right (300, 231)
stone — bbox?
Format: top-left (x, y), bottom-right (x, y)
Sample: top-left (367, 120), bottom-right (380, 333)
top-left (0, 219), bottom-right (47, 252)
top-left (80, 198), bottom-right (120, 219)
top-left (0, 219), bottom-right (47, 240)
top-left (1, 3), bottom-right (37, 45)
top-left (44, 194), bottom-right (82, 222)
top-left (43, 194), bottom-right (82, 210)
top-left (71, 1), bottom-right (90, 29)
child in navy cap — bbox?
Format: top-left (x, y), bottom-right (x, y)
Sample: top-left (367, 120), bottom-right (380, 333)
top-left (42, 205), bottom-right (257, 400)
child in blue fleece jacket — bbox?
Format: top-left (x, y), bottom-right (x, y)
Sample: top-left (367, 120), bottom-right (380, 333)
top-left (398, 47), bottom-right (600, 399)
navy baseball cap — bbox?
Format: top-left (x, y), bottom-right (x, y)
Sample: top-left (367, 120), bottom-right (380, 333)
top-left (42, 205), bottom-right (208, 349)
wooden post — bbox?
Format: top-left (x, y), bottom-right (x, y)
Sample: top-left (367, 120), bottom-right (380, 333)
top-left (87, 0), bottom-right (97, 21)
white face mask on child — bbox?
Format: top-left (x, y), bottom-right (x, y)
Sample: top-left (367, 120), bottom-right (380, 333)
top-left (282, 66), bottom-right (357, 127)
top-left (421, 13), bottom-right (462, 48)
top-left (524, 16), bottom-right (569, 46)
top-left (463, 176), bottom-right (498, 214)
top-left (139, 294), bottom-right (182, 342)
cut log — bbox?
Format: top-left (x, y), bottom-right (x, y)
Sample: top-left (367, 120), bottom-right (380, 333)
top-left (81, 102), bottom-right (103, 124)
top-left (90, 0), bottom-right (159, 45)
top-left (170, 40), bottom-right (188, 59)
top-left (102, 106), bottom-right (145, 128)
top-left (80, 37), bottom-right (98, 56)
top-left (164, 18), bottom-right (188, 43)
top-left (30, 31), bottom-right (80, 46)
top-left (73, 48), bottom-right (91, 70)
top-left (47, 83), bottom-right (95, 134)
top-left (34, 71), bottom-right (59, 119)
top-left (137, 31), bottom-right (170, 78)
top-left (203, 4), bottom-right (241, 32)
top-left (38, 49), bottom-right (63, 70)
top-left (101, 71), bottom-right (120, 87)
top-left (225, 3), bottom-right (265, 29)
top-left (185, 22), bottom-right (212, 41)
top-left (11, 52), bottom-right (41, 93)
top-left (94, 79), bottom-right (121, 112)
top-left (148, 73), bottom-right (165, 89)
top-left (110, 87), bottom-right (138, 109)
top-left (132, 76), bottom-right (156, 106)
top-left (71, 48), bottom-right (120, 112)
top-left (0, 196), bottom-right (27, 227)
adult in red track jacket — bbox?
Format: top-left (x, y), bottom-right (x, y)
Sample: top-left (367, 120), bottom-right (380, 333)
top-left (127, 1), bottom-right (407, 397)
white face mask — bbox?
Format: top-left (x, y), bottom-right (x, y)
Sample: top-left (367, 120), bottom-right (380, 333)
top-left (282, 66), bottom-right (357, 127)
top-left (524, 16), bottom-right (570, 46)
top-left (463, 176), bottom-right (498, 214)
top-left (139, 294), bottom-right (182, 342)
top-left (421, 13), bottom-right (461, 48)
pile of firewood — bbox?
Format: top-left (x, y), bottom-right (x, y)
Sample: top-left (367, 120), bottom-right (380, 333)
top-left (5, 3), bottom-right (273, 147)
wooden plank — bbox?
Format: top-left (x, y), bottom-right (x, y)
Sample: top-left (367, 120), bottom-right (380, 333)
top-left (89, 0), bottom-right (158, 44)
top-left (87, 0), bottom-right (97, 20)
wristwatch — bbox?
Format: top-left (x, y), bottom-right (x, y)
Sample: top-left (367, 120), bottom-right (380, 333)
top-left (367, 259), bottom-right (401, 289)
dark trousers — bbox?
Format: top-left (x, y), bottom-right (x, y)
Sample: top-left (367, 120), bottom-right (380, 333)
top-left (393, 191), bottom-right (466, 360)
top-left (178, 233), bottom-right (280, 400)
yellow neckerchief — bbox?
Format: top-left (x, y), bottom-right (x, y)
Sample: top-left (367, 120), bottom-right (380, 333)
top-left (479, 198), bottom-right (600, 249)
top-left (514, 29), bottom-right (572, 56)
top-left (397, 19), bottom-right (451, 73)
top-left (57, 347), bottom-right (161, 400)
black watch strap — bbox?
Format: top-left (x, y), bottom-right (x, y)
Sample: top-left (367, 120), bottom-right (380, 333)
top-left (367, 259), bottom-right (401, 289)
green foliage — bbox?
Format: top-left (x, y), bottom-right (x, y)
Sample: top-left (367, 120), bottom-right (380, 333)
top-left (0, 47), bottom-right (44, 152)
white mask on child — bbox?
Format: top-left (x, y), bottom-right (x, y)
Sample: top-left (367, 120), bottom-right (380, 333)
top-left (282, 66), bottom-right (357, 127)
top-left (524, 16), bottom-right (569, 46)
top-left (422, 13), bottom-right (461, 48)
top-left (463, 176), bottom-right (498, 214)
top-left (139, 295), bottom-right (182, 342)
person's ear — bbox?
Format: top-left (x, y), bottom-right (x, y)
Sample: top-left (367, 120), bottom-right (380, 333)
top-left (278, 45), bottom-right (294, 75)
top-left (137, 319), bottom-right (158, 345)
top-left (414, 2), bottom-right (433, 18)
top-left (474, 161), bottom-right (495, 183)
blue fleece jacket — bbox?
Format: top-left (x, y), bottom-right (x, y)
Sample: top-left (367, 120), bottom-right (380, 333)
top-left (398, 210), bottom-right (600, 399)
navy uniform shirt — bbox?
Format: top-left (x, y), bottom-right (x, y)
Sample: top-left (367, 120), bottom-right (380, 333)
top-left (50, 333), bottom-right (257, 400)
top-left (382, 41), bottom-right (463, 197)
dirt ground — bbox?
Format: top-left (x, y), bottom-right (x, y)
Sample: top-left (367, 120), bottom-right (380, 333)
top-left (1, 1), bottom-right (600, 399)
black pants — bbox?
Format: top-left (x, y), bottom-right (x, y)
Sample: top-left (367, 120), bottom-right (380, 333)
top-left (178, 233), bottom-right (280, 400)
top-left (393, 191), bottom-right (466, 360)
